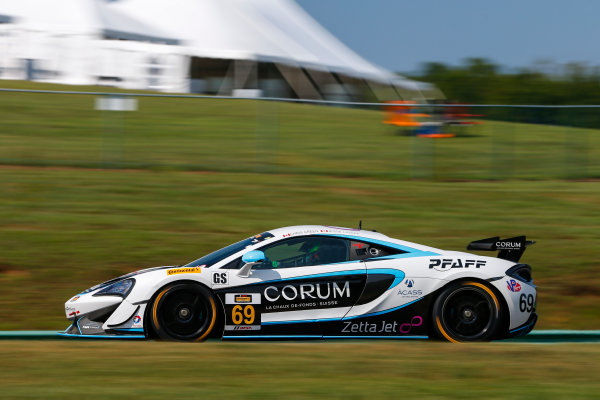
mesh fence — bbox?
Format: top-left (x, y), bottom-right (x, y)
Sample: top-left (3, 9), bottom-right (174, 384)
top-left (0, 88), bottom-right (598, 180)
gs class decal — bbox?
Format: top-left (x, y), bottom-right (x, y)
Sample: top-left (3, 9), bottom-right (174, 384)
top-left (212, 271), bottom-right (229, 285)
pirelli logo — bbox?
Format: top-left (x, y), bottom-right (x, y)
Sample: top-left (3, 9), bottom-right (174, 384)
top-left (167, 267), bottom-right (202, 276)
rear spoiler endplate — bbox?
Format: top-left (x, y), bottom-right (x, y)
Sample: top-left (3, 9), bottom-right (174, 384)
top-left (467, 236), bottom-right (535, 262)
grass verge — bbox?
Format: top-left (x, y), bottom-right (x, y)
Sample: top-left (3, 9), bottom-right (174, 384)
top-left (0, 340), bottom-right (598, 399)
top-left (0, 167), bottom-right (598, 330)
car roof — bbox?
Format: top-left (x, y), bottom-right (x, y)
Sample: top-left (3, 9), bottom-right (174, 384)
top-left (266, 225), bottom-right (442, 253)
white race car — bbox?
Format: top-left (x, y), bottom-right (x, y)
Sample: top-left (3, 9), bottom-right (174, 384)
top-left (61, 225), bottom-right (537, 342)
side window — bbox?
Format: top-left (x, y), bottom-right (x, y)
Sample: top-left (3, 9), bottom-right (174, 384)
top-left (349, 241), bottom-right (407, 261)
top-left (221, 257), bottom-right (243, 270)
top-left (257, 236), bottom-right (348, 269)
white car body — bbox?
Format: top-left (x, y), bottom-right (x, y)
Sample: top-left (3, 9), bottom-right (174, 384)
top-left (62, 225), bottom-right (537, 341)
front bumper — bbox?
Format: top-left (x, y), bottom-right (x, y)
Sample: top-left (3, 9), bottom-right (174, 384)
top-left (63, 292), bottom-right (147, 339)
top-left (59, 316), bottom-right (145, 339)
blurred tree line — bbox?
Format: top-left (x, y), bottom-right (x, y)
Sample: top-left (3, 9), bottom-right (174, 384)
top-left (408, 58), bottom-right (600, 128)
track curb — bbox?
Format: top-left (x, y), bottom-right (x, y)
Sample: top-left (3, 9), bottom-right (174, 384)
top-left (0, 330), bottom-right (599, 342)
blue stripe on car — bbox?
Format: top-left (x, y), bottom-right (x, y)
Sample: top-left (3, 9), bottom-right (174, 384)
top-left (367, 268), bottom-right (405, 288)
top-left (509, 322), bottom-right (536, 334)
top-left (263, 317), bottom-right (342, 325)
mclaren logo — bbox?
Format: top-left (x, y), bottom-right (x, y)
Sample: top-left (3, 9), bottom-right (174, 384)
top-left (264, 281), bottom-right (350, 302)
top-left (167, 267), bottom-right (202, 276)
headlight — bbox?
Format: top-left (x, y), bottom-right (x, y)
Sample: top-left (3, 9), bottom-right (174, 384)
top-left (92, 278), bottom-right (135, 298)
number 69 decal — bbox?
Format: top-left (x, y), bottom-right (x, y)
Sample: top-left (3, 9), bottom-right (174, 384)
top-left (232, 305), bottom-right (255, 325)
top-left (519, 294), bottom-right (535, 312)
top-left (223, 293), bottom-right (261, 331)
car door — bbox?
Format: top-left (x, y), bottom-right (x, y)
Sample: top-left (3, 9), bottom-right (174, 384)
top-left (217, 235), bottom-right (367, 338)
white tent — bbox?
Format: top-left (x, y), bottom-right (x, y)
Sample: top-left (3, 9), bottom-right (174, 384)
top-left (110, 0), bottom-right (389, 80)
top-left (0, 0), bottom-right (185, 88)
top-left (0, 0), bottom-right (433, 100)
top-left (108, 0), bottom-right (430, 99)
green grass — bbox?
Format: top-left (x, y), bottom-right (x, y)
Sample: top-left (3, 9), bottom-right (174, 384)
top-left (0, 80), bottom-right (598, 179)
top-left (0, 341), bottom-right (598, 399)
top-left (0, 80), bottom-right (599, 331)
top-left (0, 168), bottom-right (598, 330)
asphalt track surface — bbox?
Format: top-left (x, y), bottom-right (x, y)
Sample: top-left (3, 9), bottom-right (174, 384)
top-left (0, 330), bottom-right (598, 343)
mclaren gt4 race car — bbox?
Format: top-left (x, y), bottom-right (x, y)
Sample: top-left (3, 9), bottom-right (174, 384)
top-left (61, 226), bottom-right (537, 342)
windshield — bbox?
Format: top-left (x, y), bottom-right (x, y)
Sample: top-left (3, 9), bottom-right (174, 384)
top-left (183, 232), bottom-right (274, 268)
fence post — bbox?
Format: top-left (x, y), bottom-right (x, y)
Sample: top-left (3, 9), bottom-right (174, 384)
top-left (491, 119), bottom-right (515, 180)
top-left (255, 98), bottom-right (279, 174)
top-left (564, 109), bottom-right (590, 179)
top-left (96, 95), bottom-right (136, 168)
top-left (410, 134), bottom-right (434, 179)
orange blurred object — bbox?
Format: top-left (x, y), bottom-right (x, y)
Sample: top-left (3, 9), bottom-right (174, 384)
top-left (417, 133), bottom-right (456, 138)
top-left (383, 100), bottom-right (429, 127)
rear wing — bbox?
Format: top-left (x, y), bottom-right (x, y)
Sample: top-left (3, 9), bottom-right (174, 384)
top-left (467, 236), bottom-right (535, 262)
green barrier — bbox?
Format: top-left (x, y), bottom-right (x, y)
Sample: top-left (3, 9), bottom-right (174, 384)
top-left (0, 331), bottom-right (62, 340)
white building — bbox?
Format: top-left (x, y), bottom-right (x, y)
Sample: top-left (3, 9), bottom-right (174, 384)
top-left (0, 0), bottom-right (434, 101)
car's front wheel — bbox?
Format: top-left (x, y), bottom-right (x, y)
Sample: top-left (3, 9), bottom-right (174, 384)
top-left (432, 281), bottom-right (501, 342)
top-left (150, 283), bottom-right (217, 341)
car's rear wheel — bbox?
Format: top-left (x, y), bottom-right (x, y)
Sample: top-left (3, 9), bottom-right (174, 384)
top-left (432, 281), bottom-right (501, 342)
top-left (150, 283), bottom-right (217, 341)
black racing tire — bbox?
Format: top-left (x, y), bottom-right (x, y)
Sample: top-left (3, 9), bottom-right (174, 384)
top-left (150, 282), bottom-right (217, 342)
top-left (432, 281), bottom-right (502, 342)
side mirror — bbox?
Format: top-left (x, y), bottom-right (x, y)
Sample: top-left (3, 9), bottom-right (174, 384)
top-left (238, 250), bottom-right (265, 278)
top-left (242, 250), bottom-right (265, 263)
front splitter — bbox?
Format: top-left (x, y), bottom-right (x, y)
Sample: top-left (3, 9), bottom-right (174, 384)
top-left (57, 332), bottom-right (145, 340)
